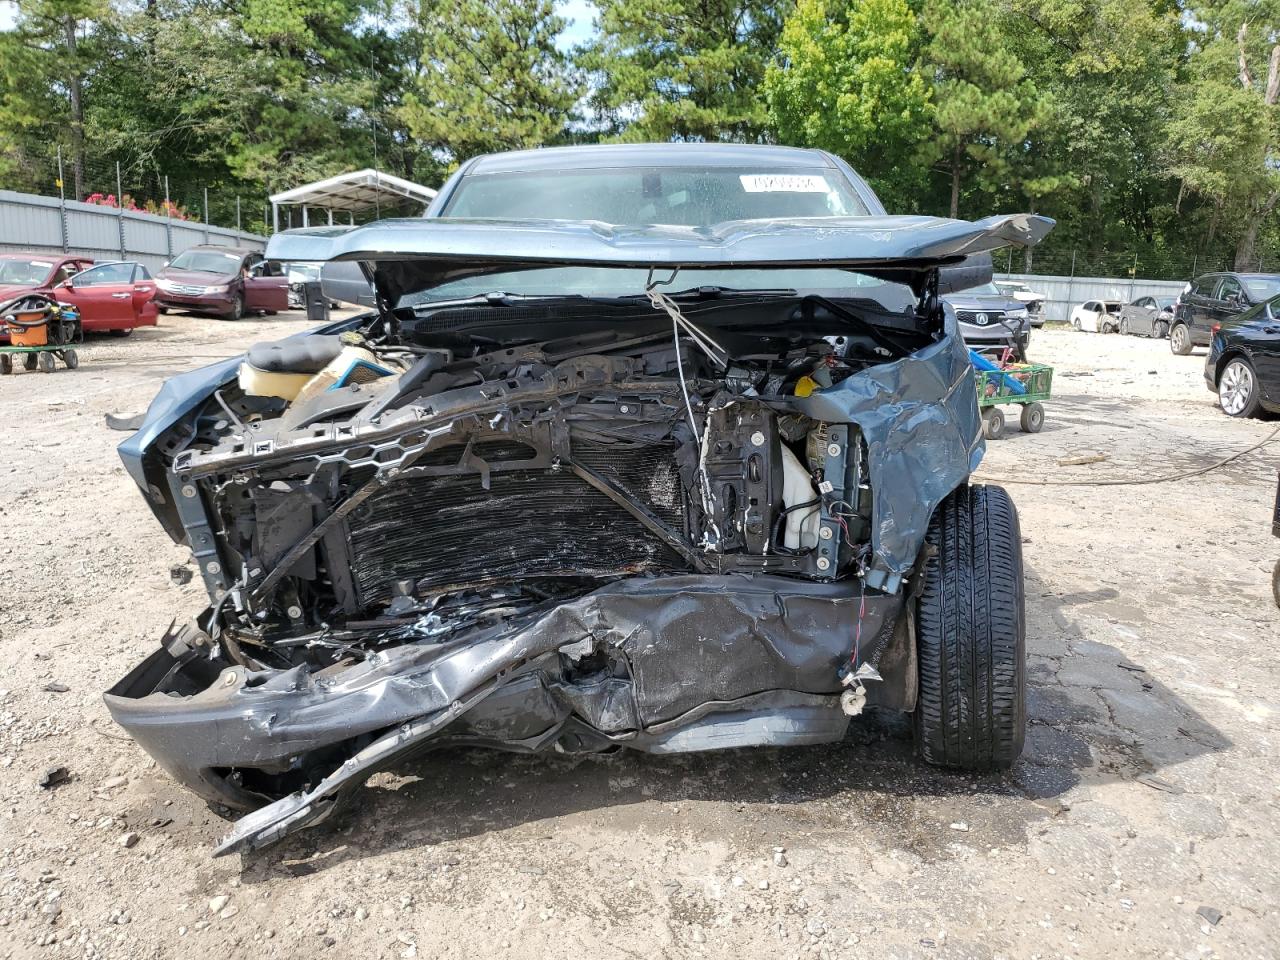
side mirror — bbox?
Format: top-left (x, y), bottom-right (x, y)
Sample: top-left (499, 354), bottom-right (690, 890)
top-left (60, 280), bottom-right (73, 290)
top-left (936, 252), bottom-right (994, 294)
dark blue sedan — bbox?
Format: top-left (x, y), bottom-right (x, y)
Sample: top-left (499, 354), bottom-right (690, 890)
top-left (1204, 294), bottom-right (1280, 417)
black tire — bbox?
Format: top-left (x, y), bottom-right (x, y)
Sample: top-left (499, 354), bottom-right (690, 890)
top-left (1072, 317), bottom-right (1082, 331)
top-left (914, 484), bottom-right (1026, 770)
top-left (1170, 323), bottom-right (1192, 355)
top-left (225, 294), bottom-right (243, 322)
top-left (0, 354), bottom-right (10, 375)
top-left (1019, 401), bottom-right (1045, 433)
top-left (982, 406), bottom-right (1005, 440)
top-left (63, 349), bottom-right (78, 370)
top-left (23, 353), bottom-right (37, 370)
top-left (1119, 317), bottom-right (1130, 336)
top-left (1154, 320), bottom-right (1168, 339)
top-left (37, 351), bottom-right (55, 373)
top-left (1217, 356), bottom-right (1261, 418)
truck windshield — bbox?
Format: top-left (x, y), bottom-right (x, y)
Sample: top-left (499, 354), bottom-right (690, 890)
top-left (440, 166), bottom-right (871, 225)
top-left (400, 266), bottom-right (910, 308)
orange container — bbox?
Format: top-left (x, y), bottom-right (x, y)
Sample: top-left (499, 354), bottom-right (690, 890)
top-left (7, 310), bottom-right (49, 347)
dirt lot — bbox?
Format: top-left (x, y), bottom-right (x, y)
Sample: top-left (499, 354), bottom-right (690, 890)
top-left (0, 315), bottom-right (1277, 960)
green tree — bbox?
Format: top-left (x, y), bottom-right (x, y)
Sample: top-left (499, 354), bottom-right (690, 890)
top-left (765, 0), bottom-right (932, 210)
top-left (398, 0), bottom-right (580, 165)
top-left (580, 0), bottom-right (787, 142)
top-left (0, 0), bottom-right (109, 198)
top-left (1002, 0), bottom-right (1182, 267)
top-left (1167, 4), bottom-right (1280, 270)
top-left (923, 0), bottom-right (1045, 218)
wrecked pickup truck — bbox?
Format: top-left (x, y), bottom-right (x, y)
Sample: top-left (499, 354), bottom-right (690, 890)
top-left (107, 197), bottom-right (1051, 855)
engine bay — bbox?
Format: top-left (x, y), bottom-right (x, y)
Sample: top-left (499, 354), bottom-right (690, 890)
top-left (161, 294), bottom-right (932, 674)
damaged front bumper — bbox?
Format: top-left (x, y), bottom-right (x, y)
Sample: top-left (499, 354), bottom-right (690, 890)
top-left (107, 574), bottom-right (909, 853)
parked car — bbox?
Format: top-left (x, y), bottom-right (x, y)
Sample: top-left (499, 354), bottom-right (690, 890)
top-left (1203, 293), bottom-right (1280, 417)
top-left (153, 245), bottom-right (289, 320)
top-left (941, 281), bottom-right (1033, 352)
top-left (1118, 295), bottom-right (1176, 338)
top-left (994, 279), bottom-right (1047, 326)
top-left (1, 257), bottom-right (156, 337)
top-left (107, 143), bottom-right (1053, 853)
top-left (0, 253), bottom-right (95, 341)
top-left (1170, 272), bottom-right (1280, 355)
top-left (1069, 299), bottom-right (1123, 332)
top-left (54, 261), bottom-right (158, 334)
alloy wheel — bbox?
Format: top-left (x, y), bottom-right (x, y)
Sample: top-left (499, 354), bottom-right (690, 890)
top-left (1219, 360), bottom-right (1255, 416)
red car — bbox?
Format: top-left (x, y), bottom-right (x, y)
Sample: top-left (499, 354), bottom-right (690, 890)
top-left (153, 246), bottom-right (289, 320)
top-left (53, 261), bottom-right (159, 334)
top-left (0, 253), bottom-right (157, 337)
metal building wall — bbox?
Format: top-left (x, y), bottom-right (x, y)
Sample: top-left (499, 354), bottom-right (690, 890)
top-left (0, 190), bottom-right (266, 272)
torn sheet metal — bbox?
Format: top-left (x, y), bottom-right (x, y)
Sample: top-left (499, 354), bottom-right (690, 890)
top-left (106, 575), bottom-right (903, 829)
top-left (795, 329), bottom-right (984, 590)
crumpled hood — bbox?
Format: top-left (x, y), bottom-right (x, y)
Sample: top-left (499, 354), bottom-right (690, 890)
top-left (266, 214), bottom-right (1055, 304)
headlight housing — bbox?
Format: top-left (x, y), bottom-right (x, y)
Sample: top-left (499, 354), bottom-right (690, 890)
top-left (1007, 307), bottom-right (1028, 320)
top-left (204, 284), bottom-right (231, 294)
top-left (155, 279), bottom-right (175, 291)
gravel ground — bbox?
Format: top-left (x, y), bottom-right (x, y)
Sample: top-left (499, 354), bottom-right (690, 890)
top-left (0, 316), bottom-right (1277, 960)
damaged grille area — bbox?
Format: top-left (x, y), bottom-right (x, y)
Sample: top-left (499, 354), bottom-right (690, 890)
top-left (346, 443), bottom-right (688, 604)
top-left (570, 439), bottom-right (686, 529)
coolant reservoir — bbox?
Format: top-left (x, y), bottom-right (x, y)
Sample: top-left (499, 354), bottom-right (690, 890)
top-left (779, 444), bottom-right (821, 550)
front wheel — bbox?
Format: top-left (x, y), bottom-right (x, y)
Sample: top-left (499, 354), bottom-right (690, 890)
top-left (1072, 317), bottom-right (1082, 331)
top-left (1120, 318), bottom-right (1130, 336)
top-left (225, 294), bottom-right (243, 322)
top-left (913, 485), bottom-right (1026, 770)
top-left (1154, 320), bottom-right (1168, 339)
top-left (1170, 323), bottom-right (1192, 355)
top-left (1218, 357), bottom-right (1261, 418)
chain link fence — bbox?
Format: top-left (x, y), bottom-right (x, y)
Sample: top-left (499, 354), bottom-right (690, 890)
top-left (2, 146), bottom-right (274, 235)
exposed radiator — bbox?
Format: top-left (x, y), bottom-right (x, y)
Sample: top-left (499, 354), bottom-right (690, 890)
top-left (345, 440), bottom-right (687, 605)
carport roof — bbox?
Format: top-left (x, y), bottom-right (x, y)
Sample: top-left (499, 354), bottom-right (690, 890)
top-left (268, 169), bottom-right (437, 214)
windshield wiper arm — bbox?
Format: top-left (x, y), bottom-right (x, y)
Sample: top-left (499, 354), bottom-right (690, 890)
top-left (409, 291), bottom-right (616, 311)
top-left (649, 285), bottom-right (799, 300)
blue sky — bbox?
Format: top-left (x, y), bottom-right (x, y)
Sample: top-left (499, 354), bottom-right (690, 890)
top-left (558, 0), bottom-right (597, 49)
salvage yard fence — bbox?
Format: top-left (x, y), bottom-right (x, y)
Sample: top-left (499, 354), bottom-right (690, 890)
top-left (996, 271), bottom-right (1187, 323)
top-left (0, 189), bottom-right (266, 273)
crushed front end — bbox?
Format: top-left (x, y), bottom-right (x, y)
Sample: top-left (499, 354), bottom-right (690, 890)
top-left (106, 215), bottom-right (1049, 853)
